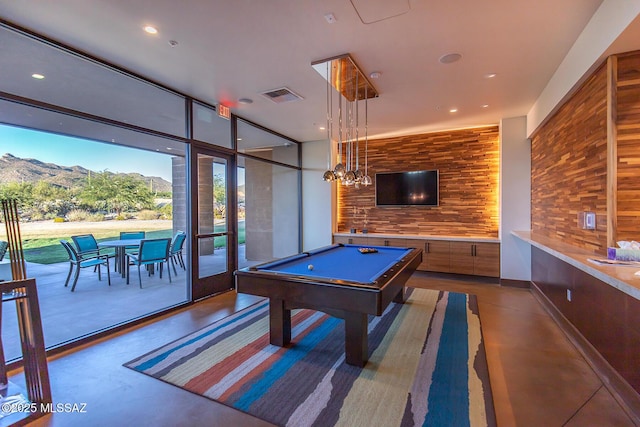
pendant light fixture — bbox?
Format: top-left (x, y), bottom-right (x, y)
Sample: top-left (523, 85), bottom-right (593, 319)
top-left (312, 54), bottom-right (378, 187)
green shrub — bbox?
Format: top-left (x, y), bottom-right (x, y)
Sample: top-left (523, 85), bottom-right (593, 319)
top-left (53, 217), bottom-right (65, 223)
top-left (115, 214), bottom-right (126, 221)
top-left (137, 209), bottom-right (160, 220)
top-left (66, 209), bottom-right (90, 222)
top-left (158, 203), bottom-right (172, 220)
top-left (30, 212), bottom-right (45, 221)
top-left (87, 213), bottom-right (105, 222)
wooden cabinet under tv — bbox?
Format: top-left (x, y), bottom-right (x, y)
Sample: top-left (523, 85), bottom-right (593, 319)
top-left (333, 234), bottom-right (500, 278)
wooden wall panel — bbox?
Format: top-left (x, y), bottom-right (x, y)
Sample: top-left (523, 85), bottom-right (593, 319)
top-left (616, 52), bottom-right (640, 242)
top-left (532, 247), bottom-right (640, 395)
top-left (530, 64), bottom-right (609, 254)
top-left (337, 126), bottom-right (499, 237)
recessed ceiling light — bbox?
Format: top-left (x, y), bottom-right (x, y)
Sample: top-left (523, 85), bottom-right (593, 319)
top-left (439, 53), bottom-right (462, 64)
top-left (319, 126), bottom-right (326, 131)
top-left (166, 147), bottom-right (173, 151)
top-left (238, 98), bottom-right (253, 104)
top-left (369, 71), bottom-right (382, 79)
top-left (484, 73), bottom-right (497, 79)
top-left (31, 73), bottom-right (45, 80)
top-left (449, 108), bottom-right (458, 113)
top-left (144, 25), bottom-right (158, 35)
top-left (481, 104), bottom-right (489, 108)
top-left (168, 40), bottom-right (178, 47)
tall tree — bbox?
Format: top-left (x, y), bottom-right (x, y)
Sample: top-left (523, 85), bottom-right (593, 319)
top-left (79, 172), bottom-right (154, 214)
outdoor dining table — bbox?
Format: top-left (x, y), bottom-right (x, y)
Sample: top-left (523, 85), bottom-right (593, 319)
top-left (97, 239), bottom-right (142, 278)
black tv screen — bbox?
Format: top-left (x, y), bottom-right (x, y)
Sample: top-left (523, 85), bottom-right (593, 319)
top-left (375, 170), bottom-right (439, 206)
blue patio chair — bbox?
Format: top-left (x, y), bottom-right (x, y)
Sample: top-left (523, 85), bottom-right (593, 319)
top-left (126, 238), bottom-right (172, 288)
top-left (71, 234), bottom-right (100, 259)
top-left (60, 240), bottom-right (111, 292)
top-left (72, 233), bottom-right (114, 270)
top-left (119, 230), bottom-right (145, 261)
top-left (120, 231), bottom-right (145, 240)
top-left (169, 231), bottom-right (187, 275)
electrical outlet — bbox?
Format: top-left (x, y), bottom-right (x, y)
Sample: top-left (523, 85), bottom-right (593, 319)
top-left (567, 289), bottom-right (572, 302)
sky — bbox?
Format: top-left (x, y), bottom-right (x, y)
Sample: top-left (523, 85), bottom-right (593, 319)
top-left (0, 124), bottom-right (174, 182)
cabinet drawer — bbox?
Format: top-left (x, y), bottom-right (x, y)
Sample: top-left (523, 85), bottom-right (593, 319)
top-left (367, 237), bottom-right (407, 247)
top-left (334, 235), bottom-right (368, 245)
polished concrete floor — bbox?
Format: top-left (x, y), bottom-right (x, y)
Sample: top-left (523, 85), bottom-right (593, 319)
top-left (1, 245), bottom-right (257, 362)
top-left (7, 272), bottom-right (638, 426)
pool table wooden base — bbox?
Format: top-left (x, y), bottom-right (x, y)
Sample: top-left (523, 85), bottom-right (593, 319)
top-left (235, 245), bottom-right (421, 367)
top-left (268, 289), bottom-right (406, 367)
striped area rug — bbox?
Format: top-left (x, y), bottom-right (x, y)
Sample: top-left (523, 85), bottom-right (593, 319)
top-left (125, 288), bottom-right (495, 427)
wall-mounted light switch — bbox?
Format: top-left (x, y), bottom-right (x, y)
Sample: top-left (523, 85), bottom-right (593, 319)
top-left (578, 211), bottom-right (596, 230)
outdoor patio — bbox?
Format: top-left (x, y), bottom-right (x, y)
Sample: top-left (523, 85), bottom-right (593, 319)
top-left (0, 245), bottom-right (255, 363)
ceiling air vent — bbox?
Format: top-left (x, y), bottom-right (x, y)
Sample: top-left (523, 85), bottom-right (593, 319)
top-left (260, 87), bottom-right (303, 104)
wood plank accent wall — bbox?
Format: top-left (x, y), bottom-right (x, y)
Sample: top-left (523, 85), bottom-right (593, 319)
top-left (337, 126), bottom-right (499, 237)
top-left (616, 51), bottom-right (640, 243)
top-left (530, 63), bottom-right (609, 253)
top-left (531, 50), bottom-right (640, 254)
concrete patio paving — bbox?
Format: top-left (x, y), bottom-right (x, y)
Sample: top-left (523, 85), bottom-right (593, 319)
top-left (0, 243), bottom-right (261, 362)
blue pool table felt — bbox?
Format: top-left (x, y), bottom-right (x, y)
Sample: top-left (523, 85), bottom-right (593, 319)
top-left (255, 244), bottom-right (413, 284)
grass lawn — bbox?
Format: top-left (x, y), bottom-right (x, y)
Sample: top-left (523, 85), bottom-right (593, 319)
top-left (22, 230), bottom-right (173, 264)
top-left (15, 220), bottom-right (246, 264)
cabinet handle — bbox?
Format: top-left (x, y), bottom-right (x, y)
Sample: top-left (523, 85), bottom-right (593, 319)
top-left (425, 242), bottom-right (430, 253)
top-left (348, 238), bottom-right (353, 244)
top-left (385, 240), bottom-right (389, 246)
top-left (472, 244), bottom-right (477, 256)
top-left (471, 245), bottom-right (475, 256)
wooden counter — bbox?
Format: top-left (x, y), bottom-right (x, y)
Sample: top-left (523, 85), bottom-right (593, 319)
top-left (334, 233), bottom-right (500, 278)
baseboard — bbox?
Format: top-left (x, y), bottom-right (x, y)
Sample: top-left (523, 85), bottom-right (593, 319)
top-left (531, 282), bottom-right (640, 425)
top-left (499, 278), bottom-right (531, 288)
top-left (414, 270), bottom-right (500, 284)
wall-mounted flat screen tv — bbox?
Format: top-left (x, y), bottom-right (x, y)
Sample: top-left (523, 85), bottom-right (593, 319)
top-left (375, 170), bottom-right (439, 206)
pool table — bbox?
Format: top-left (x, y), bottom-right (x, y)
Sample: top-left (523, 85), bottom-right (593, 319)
top-left (234, 243), bottom-right (422, 366)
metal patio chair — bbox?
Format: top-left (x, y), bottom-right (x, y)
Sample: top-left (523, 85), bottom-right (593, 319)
top-left (125, 238), bottom-right (172, 288)
top-left (169, 231), bottom-right (187, 275)
top-left (60, 240), bottom-right (111, 292)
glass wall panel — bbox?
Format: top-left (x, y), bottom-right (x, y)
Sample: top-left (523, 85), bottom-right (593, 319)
top-left (192, 102), bottom-right (232, 148)
top-left (238, 156), bottom-right (300, 268)
top-left (0, 24), bottom-right (186, 137)
top-left (0, 107), bottom-right (188, 361)
top-left (237, 120), bottom-right (299, 167)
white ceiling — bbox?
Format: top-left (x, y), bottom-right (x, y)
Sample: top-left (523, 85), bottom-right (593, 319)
top-left (1, 0), bottom-right (636, 143)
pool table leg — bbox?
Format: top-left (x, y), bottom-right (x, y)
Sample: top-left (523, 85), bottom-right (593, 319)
top-left (344, 311), bottom-right (368, 367)
top-left (269, 298), bottom-right (291, 347)
top-left (393, 286), bottom-right (406, 303)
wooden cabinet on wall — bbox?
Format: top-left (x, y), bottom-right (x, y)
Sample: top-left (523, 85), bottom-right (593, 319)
top-left (367, 237), bottom-right (407, 248)
top-left (406, 239), bottom-right (451, 273)
top-left (333, 234), bottom-right (500, 277)
top-left (333, 235), bottom-right (369, 245)
top-left (450, 241), bottom-right (501, 277)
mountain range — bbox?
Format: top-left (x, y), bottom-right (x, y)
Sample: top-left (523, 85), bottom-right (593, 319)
top-left (0, 153), bottom-right (172, 193)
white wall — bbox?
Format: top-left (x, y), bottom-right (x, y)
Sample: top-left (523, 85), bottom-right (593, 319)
top-left (527, 0), bottom-right (640, 136)
top-left (301, 139), bottom-right (334, 251)
top-left (500, 117), bottom-right (531, 281)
